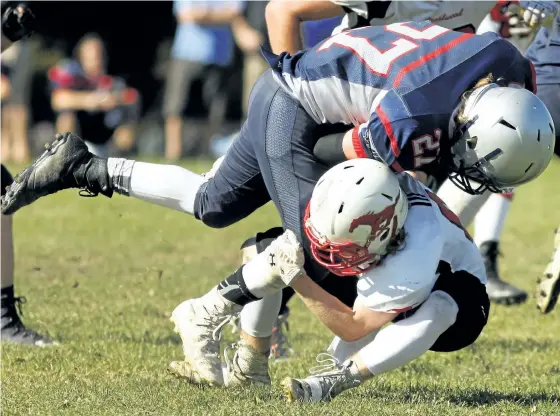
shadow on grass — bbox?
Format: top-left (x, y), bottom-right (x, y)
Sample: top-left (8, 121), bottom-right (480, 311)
top-left (364, 382), bottom-right (560, 407)
top-left (474, 338), bottom-right (560, 353)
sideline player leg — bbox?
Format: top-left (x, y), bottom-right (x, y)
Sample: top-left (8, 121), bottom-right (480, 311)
top-left (437, 183), bottom-right (527, 304)
top-left (535, 82), bottom-right (560, 314)
top-left (1, 165), bottom-right (56, 346)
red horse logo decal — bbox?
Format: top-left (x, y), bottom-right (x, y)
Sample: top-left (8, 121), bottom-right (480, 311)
top-left (348, 194), bottom-right (400, 244)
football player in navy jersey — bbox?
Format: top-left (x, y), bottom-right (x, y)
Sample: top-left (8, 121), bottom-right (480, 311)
top-left (1, 21), bottom-right (556, 346)
top-left (2, 21), bottom-right (554, 269)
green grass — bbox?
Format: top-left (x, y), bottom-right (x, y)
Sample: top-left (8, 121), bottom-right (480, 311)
top-left (2, 158), bottom-right (560, 416)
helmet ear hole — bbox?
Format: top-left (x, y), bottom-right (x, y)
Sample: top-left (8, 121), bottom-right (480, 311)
top-left (498, 119), bottom-right (516, 130)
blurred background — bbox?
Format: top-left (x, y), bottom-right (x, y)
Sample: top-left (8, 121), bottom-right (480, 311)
top-left (0, 1), bottom-right (343, 162)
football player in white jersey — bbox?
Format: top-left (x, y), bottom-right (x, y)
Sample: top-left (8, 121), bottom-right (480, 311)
top-left (167, 159), bottom-right (490, 396)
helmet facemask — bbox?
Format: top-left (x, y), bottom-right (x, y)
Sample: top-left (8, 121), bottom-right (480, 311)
top-left (448, 84), bottom-right (511, 195)
top-left (449, 131), bottom-right (510, 194)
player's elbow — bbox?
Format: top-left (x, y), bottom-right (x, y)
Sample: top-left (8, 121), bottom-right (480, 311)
top-left (266, 0), bottom-right (293, 25)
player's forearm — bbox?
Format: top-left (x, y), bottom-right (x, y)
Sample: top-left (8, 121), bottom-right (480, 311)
top-left (266, 0), bottom-right (343, 54)
top-left (51, 90), bottom-right (96, 111)
top-left (1, 78), bottom-right (11, 100)
top-left (177, 7), bottom-right (240, 25)
top-left (291, 275), bottom-right (369, 342)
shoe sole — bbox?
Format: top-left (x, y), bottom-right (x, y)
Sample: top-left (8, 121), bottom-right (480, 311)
top-left (281, 377), bottom-right (300, 403)
top-left (2, 135), bottom-right (68, 215)
top-left (537, 232), bottom-right (560, 314)
top-left (538, 274), bottom-right (560, 314)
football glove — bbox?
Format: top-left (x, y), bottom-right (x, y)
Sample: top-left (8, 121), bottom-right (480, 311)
top-left (519, 1), bottom-right (559, 27)
top-left (1, 2), bottom-right (35, 42)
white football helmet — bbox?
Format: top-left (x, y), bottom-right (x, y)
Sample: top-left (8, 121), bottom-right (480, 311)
top-left (304, 159), bottom-right (408, 276)
top-left (449, 84), bottom-right (555, 194)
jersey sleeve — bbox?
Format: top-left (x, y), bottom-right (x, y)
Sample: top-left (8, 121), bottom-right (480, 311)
top-left (356, 205), bottom-right (444, 313)
top-left (47, 60), bottom-right (83, 91)
top-left (482, 36), bottom-right (537, 93)
top-left (353, 97), bottom-right (445, 173)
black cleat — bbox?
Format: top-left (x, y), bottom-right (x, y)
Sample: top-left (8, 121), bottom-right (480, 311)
top-left (480, 241), bottom-right (528, 305)
top-left (1, 294), bottom-right (58, 347)
top-left (1, 132), bottom-right (112, 215)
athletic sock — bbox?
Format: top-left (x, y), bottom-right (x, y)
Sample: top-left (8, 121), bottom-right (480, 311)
top-left (107, 159), bottom-right (205, 215)
top-left (474, 192), bottom-right (512, 247)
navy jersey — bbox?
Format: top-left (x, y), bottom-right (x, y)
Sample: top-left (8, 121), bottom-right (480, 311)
top-left (265, 21), bottom-right (536, 173)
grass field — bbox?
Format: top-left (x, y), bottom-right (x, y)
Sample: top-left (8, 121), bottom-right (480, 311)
top-left (2, 158), bottom-right (560, 416)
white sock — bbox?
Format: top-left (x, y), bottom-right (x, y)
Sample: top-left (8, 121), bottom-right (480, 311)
top-left (107, 159), bottom-right (205, 215)
top-left (240, 293), bottom-right (282, 338)
top-left (436, 179), bottom-right (490, 226)
top-left (474, 192), bottom-right (513, 247)
top-left (357, 291), bottom-right (458, 376)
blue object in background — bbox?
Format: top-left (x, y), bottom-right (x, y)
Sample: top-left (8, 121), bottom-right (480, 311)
top-left (303, 16), bottom-right (343, 49)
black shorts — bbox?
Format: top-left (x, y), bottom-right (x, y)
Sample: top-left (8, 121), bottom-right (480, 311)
top-left (396, 261), bottom-right (490, 353)
top-left (1, 164), bottom-right (14, 196)
top-left (240, 227), bottom-right (358, 308)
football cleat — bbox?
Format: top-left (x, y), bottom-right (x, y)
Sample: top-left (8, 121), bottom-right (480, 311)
top-left (536, 228), bottom-right (560, 314)
top-left (480, 242), bottom-right (528, 305)
top-left (1, 294), bottom-right (58, 347)
top-left (282, 354), bottom-right (361, 403)
top-left (170, 287), bottom-right (242, 386)
top-left (224, 339), bottom-right (271, 386)
top-left (270, 311), bottom-right (297, 361)
top-left (1, 132), bottom-right (112, 215)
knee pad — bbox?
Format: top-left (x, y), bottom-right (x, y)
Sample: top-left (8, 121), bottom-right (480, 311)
top-left (424, 290), bottom-right (459, 326)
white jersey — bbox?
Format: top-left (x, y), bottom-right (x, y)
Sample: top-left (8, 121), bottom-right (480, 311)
top-left (356, 173), bottom-right (486, 313)
top-left (332, 1), bottom-right (498, 34)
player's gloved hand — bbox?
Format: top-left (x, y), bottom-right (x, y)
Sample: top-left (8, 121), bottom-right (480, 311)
top-left (1, 2), bottom-right (35, 42)
top-left (519, 1), bottom-right (559, 27)
top-left (271, 229), bottom-right (306, 287)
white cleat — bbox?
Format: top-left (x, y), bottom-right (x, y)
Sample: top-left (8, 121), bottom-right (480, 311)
top-left (170, 287), bottom-right (242, 386)
top-left (282, 354), bottom-right (361, 403)
top-left (537, 228), bottom-right (560, 314)
top-left (225, 339), bottom-right (271, 387)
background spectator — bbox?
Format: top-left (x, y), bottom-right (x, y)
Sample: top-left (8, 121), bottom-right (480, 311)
top-left (232, 1), bottom-right (269, 117)
top-left (47, 33), bottom-right (140, 157)
top-left (163, 0), bottom-right (243, 160)
top-left (1, 40), bottom-right (32, 162)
